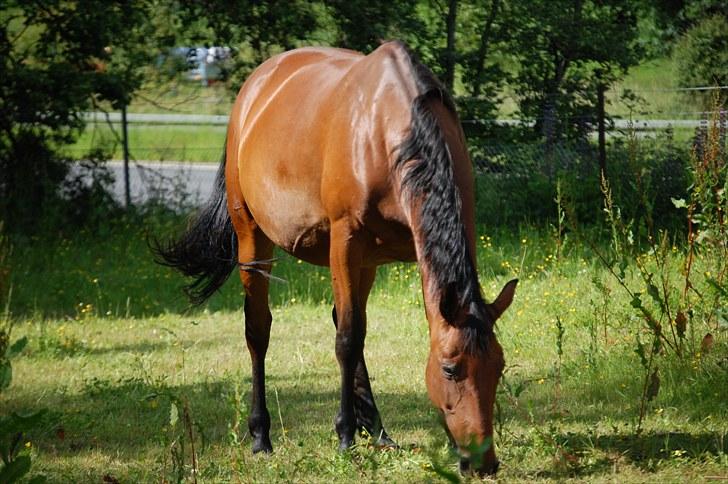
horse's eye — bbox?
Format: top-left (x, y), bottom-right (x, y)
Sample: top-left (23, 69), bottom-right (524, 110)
top-left (442, 363), bottom-right (458, 380)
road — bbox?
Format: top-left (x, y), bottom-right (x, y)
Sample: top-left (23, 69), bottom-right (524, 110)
top-left (106, 160), bottom-right (218, 204)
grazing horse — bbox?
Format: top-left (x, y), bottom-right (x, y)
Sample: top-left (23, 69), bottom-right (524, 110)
top-left (155, 41), bottom-right (517, 476)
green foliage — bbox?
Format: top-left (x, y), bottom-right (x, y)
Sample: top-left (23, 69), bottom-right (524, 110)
top-left (326, 0), bottom-right (421, 53)
top-left (564, 102), bottom-right (727, 433)
top-left (508, 0), bottom-right (641, 141)
top-left (0, 0), bottom-right (664, 236)
top-left (674, 14), bottom-right (728, 91)
top-left (0, 1), bottom-right (172, 232)
top-left (638, 0), bottom-right (728, 56)
top-left (174, 0), bottom-right (322, 89)
top-left (1, 217), bottom-right (727, 481)
top-left (2, 5), bottom-right (727, 480)
top-left (0, 223), bottom-right (10, 308)
top-left (683, 97), bottom-right (728, 330)
top-left (471, 131), bottom-right (689, 228)
top-left (607, 128), bottom-right (689, 230)
top-left (1, 318), bottom-right (50, 483)
top-left (158, 395), bottom-right (203, 484)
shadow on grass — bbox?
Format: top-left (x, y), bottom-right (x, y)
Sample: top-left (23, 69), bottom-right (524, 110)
top-left (6, 368), bottom-right (725, 482)
top-left (5, 375), bottom-right (438, 460)
top-left (8, 224), bottom-right (336, 319)
top-left (580, 430), bottom-right (726, 462)
top-left (517, 430), bottom-right (727, 480)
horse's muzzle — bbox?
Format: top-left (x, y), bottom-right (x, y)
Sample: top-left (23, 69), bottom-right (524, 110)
top-left (459, 457), bottom-right (500, 476)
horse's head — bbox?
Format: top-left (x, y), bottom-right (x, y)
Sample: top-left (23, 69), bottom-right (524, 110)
top-left (425, 279), bottom-right (517, 476)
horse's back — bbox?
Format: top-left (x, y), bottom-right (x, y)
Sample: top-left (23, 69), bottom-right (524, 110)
top-left (226, 43), bottom-right (417, 265)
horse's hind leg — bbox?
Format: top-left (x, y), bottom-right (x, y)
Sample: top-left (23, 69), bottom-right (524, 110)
top-left (233, 208), bottom-right (275, 453)
top-left (331, 267), bottom-right (395, 448)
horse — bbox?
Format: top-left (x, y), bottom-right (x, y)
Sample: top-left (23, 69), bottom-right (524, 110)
top-left (154, 40), bottom-right (517, 476)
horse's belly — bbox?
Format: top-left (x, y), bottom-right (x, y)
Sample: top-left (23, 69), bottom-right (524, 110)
top-left (244, 182), bottom-right (332, 265)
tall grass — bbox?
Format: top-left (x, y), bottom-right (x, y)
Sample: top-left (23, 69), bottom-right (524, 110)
top-left (5, 210), bottom-right (550, 318)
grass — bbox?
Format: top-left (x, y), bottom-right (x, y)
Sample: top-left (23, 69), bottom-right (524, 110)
top-left (608, 57), bottom-right (682, 119)
top-left (65, 123), bottom-right (227, 163)
top-left (2, 215), bottom-right (726, 482)
top-left (608, 56), bottom-right (721, 120)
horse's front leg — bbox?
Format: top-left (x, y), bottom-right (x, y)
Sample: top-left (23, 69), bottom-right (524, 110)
top-left (331, 266), bottom-right (395, 447)
top-left (329, 220), bottom-right (366, 450)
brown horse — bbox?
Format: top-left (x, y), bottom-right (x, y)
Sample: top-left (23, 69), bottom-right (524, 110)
top-left (155, 41), bottom-right (516, 476)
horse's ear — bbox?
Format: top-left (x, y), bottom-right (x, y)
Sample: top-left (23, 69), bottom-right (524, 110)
top-left (488, 279), bottom-right (518, 320)
top-left (439, 281), bottom-right (459, 322)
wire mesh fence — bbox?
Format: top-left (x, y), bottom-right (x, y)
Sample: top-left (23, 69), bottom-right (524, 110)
top-left (73, 84), bottom-right (727, 216)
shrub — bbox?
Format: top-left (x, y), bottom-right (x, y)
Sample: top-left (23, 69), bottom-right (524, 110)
top-left (471, 134), bottom-right (690, 230)
top-left (0, 223), bottom-right (9, 307)
top-left (674, 14), bottom-right (728, 92)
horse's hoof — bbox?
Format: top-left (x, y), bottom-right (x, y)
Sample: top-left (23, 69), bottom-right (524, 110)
top-left (252, 438), bottom-right (273, 454)
top-left (338, 438), bottom-right (355, 452)
top-left (374, 434), bottom-right (398, 449)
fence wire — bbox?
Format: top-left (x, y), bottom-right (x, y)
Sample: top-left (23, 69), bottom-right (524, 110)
top-left (73, 84), bottom-right (727, 211)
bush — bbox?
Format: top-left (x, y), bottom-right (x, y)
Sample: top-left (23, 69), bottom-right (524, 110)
top-left (606, 130), bottom-right (689, 231)
top-left (471, 133), bottom-right (690, 230)
top-left (0, 223), bottom-right (9, 307)
top-left (674, 14), bottom-right (728, 91)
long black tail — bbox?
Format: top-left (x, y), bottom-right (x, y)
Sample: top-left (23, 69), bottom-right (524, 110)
top-left (152, 143), bottom-right (238, 305)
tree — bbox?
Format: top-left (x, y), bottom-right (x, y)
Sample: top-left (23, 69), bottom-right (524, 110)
top-left (175, 1), bottom-right (323, 88)
top-left (637, 0), bottom-right (728, 56)
top-left (674, 14), bottom-right (728, 91)
top-left (508, 0), bottom-right (641, 142)
top-left (648, 0), bottom-right (728, 34)
top-left (466, 0), bottom-right (503, 98)
top-left (443, 0), bottom-right (459, 92)
top-left (455, 0), bottom-right (512, 143)
top-left (325, 0), bottom-right (422, 53)
top-left (0, 1), bottom-right (172, 231)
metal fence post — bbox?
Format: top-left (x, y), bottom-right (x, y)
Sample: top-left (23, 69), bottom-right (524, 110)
top-left (597, 80), bottom-right (607, 179)
top-left (121, 102), bottom-right (131, 208)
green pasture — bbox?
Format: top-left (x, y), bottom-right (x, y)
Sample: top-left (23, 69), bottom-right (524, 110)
top-left (121, 55), bottom-right (700, 120)
top-left (608, 57), bottom-right (681, 119)
top-left (66, 124), bottom-right (227, 163)
top-left (3, 216), bottom-right (726, 482)
top-left (116, 82), bottom-right (234, 117)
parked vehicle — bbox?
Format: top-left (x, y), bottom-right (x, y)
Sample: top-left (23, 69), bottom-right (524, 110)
top-left (166, 46), bottom-right (231, 85)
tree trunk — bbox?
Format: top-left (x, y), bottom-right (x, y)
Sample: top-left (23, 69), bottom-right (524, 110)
top-left (122, 103), bottom-right (131, 208)
top-left (444, 0), bottom-right (458, 92)
top-left (470, 0), bottom-right (500, 97)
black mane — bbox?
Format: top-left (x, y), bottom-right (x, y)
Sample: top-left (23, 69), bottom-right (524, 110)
top-left (393, 44), bottom-right (491, 352)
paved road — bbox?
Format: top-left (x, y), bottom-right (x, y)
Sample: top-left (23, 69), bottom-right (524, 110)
top-left (106, 160), bottom-right (218, 204)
